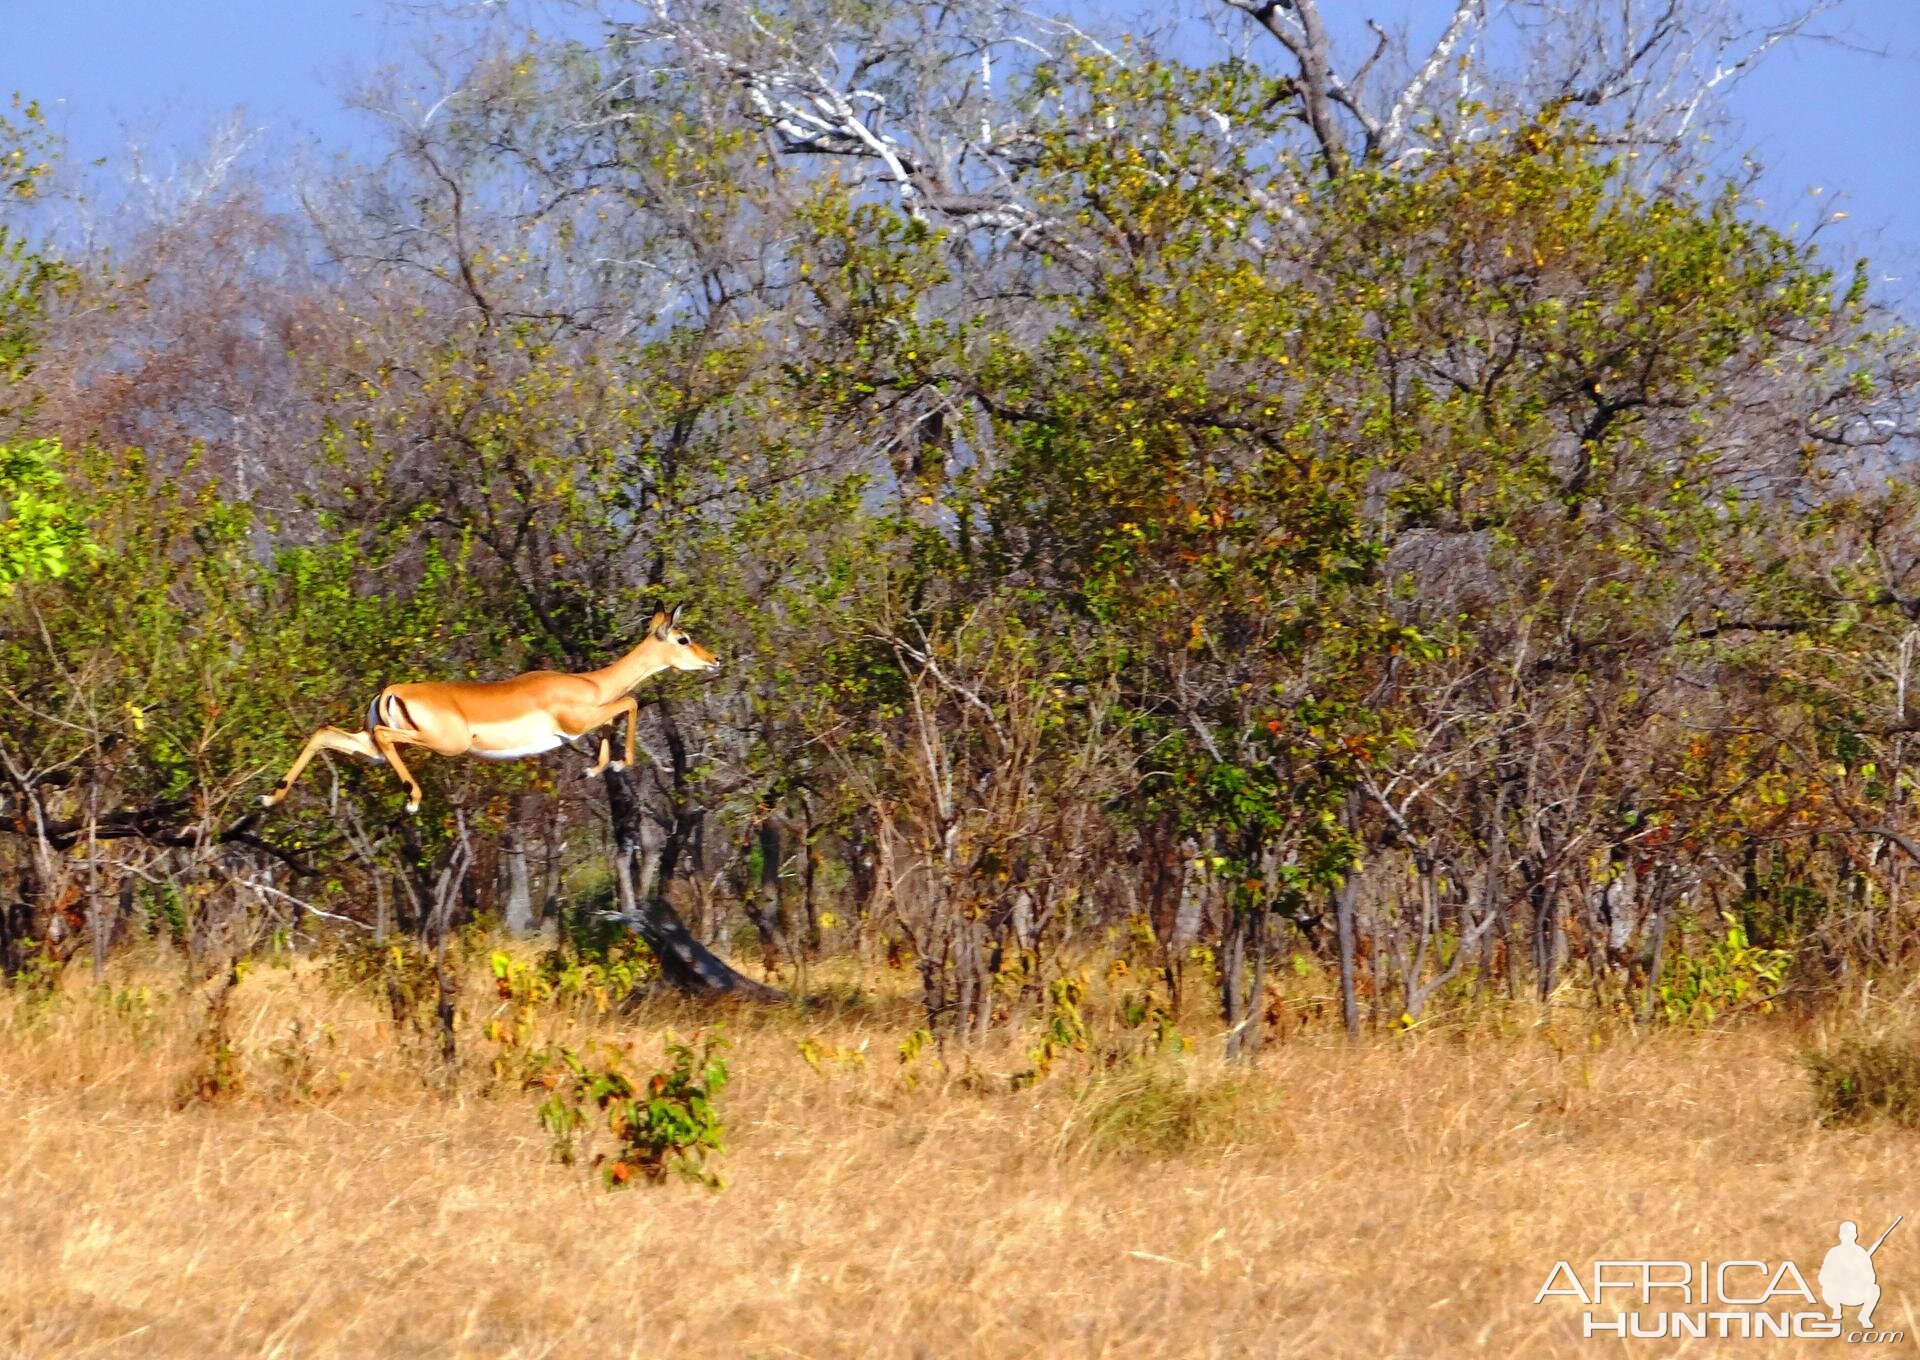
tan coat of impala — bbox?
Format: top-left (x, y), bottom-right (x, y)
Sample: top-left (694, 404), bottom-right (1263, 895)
top-left (260, 607), bottom-right (719, 813)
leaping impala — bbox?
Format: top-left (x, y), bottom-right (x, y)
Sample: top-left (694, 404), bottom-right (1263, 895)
top-left (259, 607), bottom-right (719, 814)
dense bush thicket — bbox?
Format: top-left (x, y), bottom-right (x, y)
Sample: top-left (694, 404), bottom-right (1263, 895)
top-left (4, 3), bottom-right (1918, 1049)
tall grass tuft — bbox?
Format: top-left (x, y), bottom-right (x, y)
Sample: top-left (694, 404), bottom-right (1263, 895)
top-left (1805, 1032), bottom-right (1920, 1128)
top-left (1067, 1060), bottom-right (1254, 1159)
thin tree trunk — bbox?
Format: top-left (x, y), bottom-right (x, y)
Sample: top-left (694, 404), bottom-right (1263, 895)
top-left (1167, 839), bottom-right (1204, 1010)
top-left (1527, 859), bottom-right (1561, 1002)
top-left (801, 798), bottom-right (820, 958)
top-left (1641, 898), bottom-right (1670, 1024)
top-left (1245, 903), bottom-right (1270, 1059)
top-left (603, 767), bottom-right (782, 1000)
top-left (1, 854), bottom-right (24, 978)
top-left (1222, 906), bottom-right (1251, 1061)
top-left (430, 813), bottom-right (471, 1070)
top-left (750, 818), bottom-right (786, 974)
top-left (501, 793), bottom-right (536, 935)
top-left (847, 815), bottom-right (877, 960)
top-left (970, 913), bottom-right (994, 1044)
top-left (1334, 872), bottom-right (1361, 1042)
top-left (87, 781), bottom-right (105, 985)
top-left (541, 800), bottom-right (563, 950)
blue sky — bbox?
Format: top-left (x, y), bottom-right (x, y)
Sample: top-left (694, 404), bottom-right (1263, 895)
top-left (9, 0), bottom-right (1920, 289)
top-left (10, 0), bottom-right (414, 152)
top-left (1721, 1), bottom-right (1920, 288)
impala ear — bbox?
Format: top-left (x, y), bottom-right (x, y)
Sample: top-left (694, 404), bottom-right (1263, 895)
top-left (669, 604), bottom-right (685, 629)
top-left (648, 609), bottom-right (670, 639)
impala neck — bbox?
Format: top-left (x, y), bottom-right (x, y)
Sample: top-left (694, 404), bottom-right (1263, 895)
top-left (585, 635), bottom-right (672, 701)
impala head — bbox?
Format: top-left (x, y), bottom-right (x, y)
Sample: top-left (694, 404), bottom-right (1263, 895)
top-left (649, 605), bottom-right (720, 672)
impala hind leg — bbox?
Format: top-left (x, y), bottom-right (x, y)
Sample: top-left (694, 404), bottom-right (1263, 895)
top-left (586, 734), bottom-right (614, 778)
top-left (260, 727), bottom-right (383, 807)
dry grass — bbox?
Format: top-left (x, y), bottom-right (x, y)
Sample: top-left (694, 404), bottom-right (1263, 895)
top-left (2, 946), bottom-right (1918, 1358)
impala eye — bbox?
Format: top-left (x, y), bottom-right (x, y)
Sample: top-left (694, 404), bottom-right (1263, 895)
top-left (676, 634), bottom-right (690, 645)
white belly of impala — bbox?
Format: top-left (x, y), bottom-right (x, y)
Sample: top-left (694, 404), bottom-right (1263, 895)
top-left (470, 727), bottom-right (573, 760)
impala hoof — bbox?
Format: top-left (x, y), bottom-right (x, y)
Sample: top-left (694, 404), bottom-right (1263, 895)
top-left (584, 767), bottom-right (603, 779)
top-left (609, 761), bottom-right (628, 773)
top-left (405, 800), bottom-right (420, 815)
top-left (257, 794), bottom-right (275, 808)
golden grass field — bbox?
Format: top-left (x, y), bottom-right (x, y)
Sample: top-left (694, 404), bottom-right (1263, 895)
top-left (2, 944), bottom-right (1917, 1359)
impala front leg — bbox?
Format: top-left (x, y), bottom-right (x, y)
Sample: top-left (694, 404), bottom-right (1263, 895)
top-left (370, 725), bottom-right (430, 814)
top-left (610, 695), bottom-right (639, 772)
top-left (582, 697), bottom-right (640, 777)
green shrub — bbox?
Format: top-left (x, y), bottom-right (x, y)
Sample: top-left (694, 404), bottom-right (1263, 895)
top-left (535, 936), bottom-right (657, 1013)
top-left (1658, 915), bottom-right (1790, 1026)
top-left (534, 1029), bottom-right (730, 1189)
top-left (558, 872), bottom-right (626, 957)
top-left (1013, 976), bottom-right (1091, 1089)
top-left (1806, 1033), bottom-right (1920, 1129)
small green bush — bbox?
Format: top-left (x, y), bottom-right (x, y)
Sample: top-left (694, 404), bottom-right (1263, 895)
top-left (558, 872), bottom-right (628, 958)
top-left (534, 1029), bottom-right (730, 1189)
top-left (1806, 1033), bottom-right (1920, 1129)
top-left (1658, 915), bottom-right (1790, 1026)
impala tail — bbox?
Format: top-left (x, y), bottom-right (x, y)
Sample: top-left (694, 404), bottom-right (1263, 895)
top-left (365, 691), bottom-right (397, 760)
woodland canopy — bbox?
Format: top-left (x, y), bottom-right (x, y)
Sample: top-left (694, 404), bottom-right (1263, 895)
top-left (3, 0), bottom-right (1916, 1050)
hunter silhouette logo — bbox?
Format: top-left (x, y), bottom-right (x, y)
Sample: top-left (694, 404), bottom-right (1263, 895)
top-left (1821, 1218), bottom-right (1899, 1330)
top-left (1534, 1217), bottom-right (1905, 1342)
